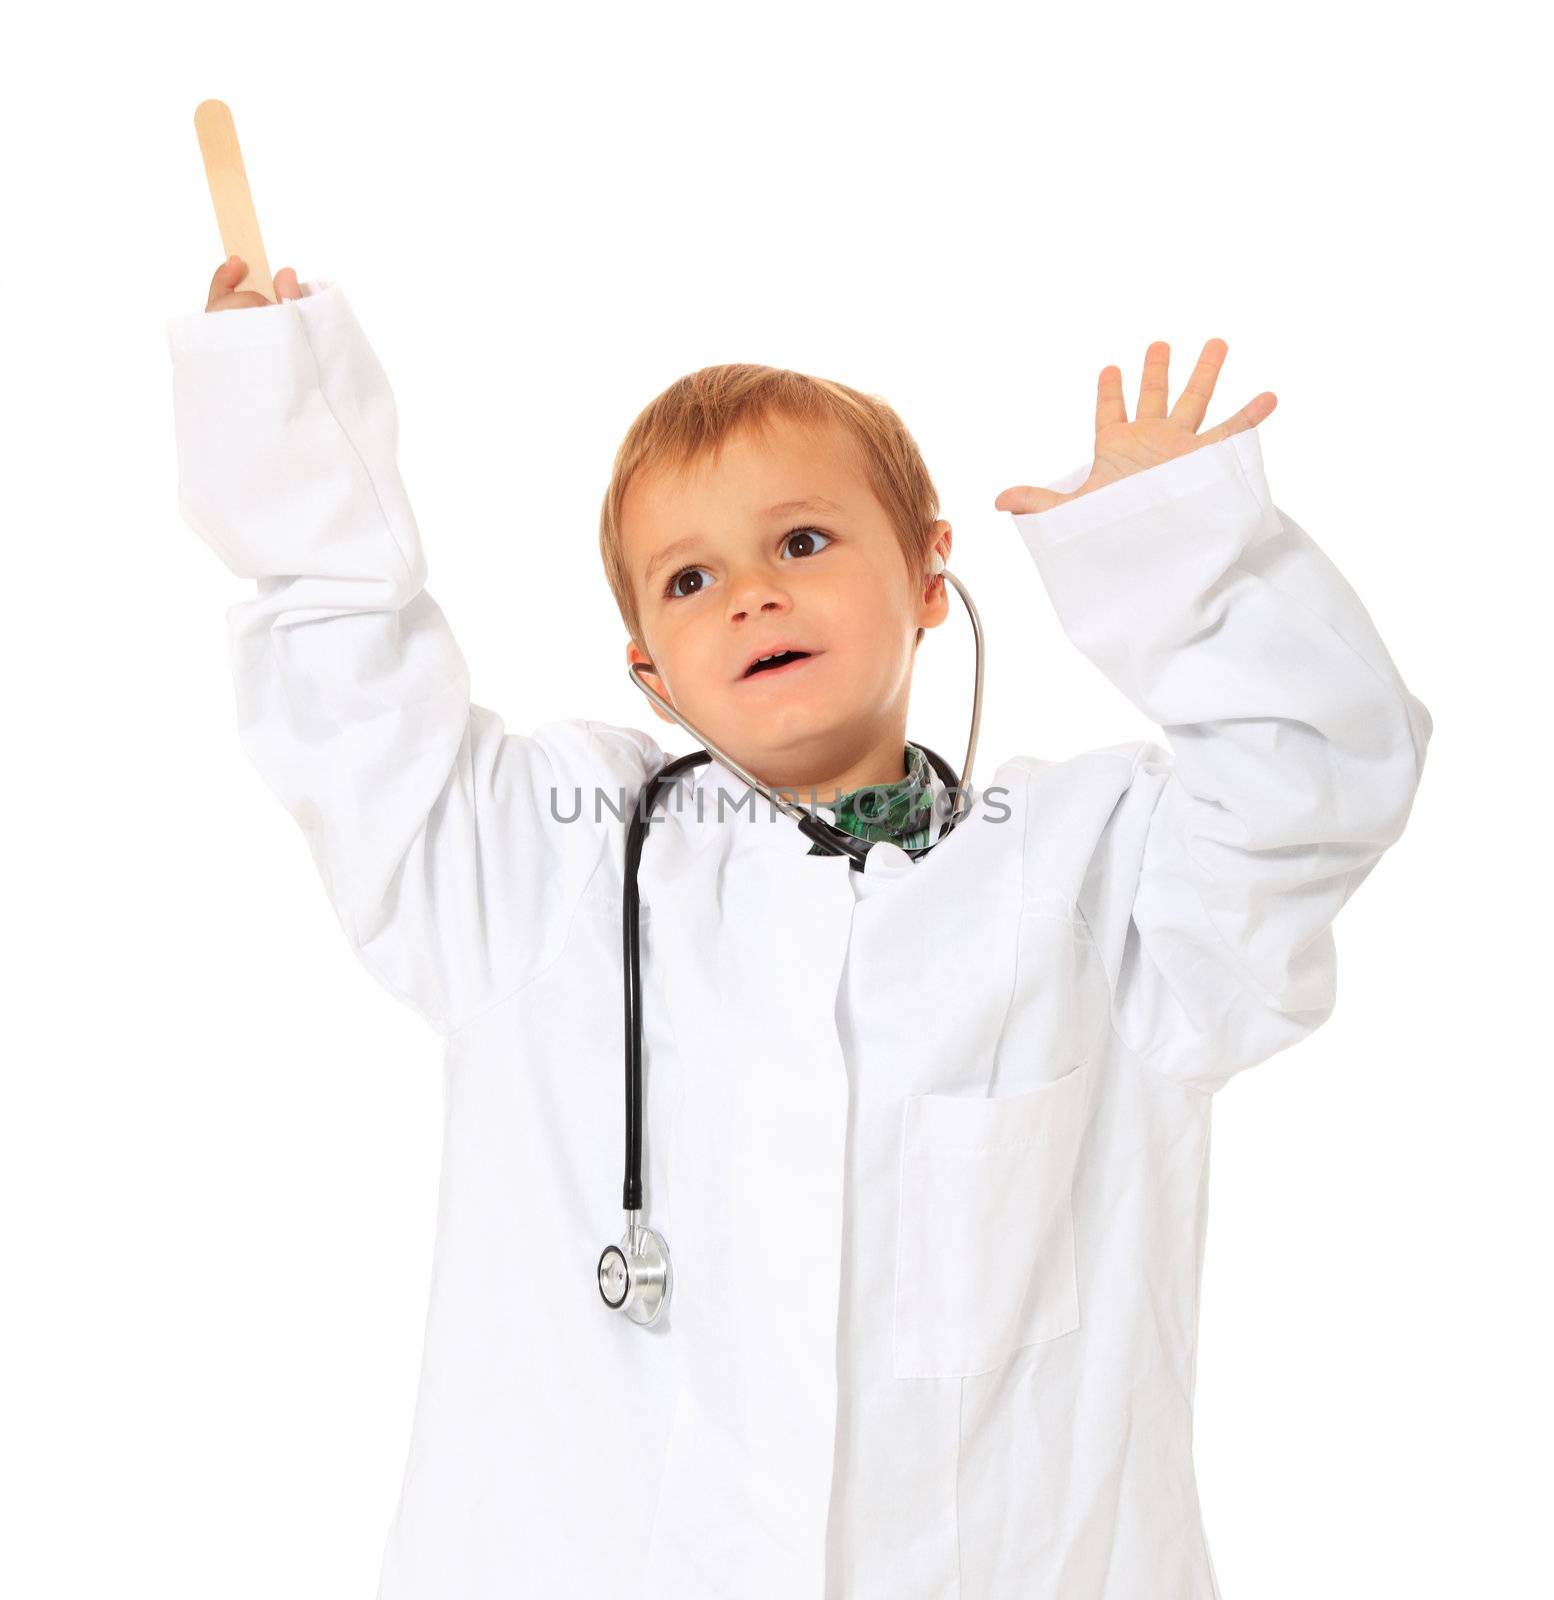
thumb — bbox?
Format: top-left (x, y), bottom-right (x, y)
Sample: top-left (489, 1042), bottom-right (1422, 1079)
top-left (993, 484), bottom-right (1065, 515)
top-left (206, 253), bottom-right (246, 302)
top-left (274, 265), bottom-right (302, 301)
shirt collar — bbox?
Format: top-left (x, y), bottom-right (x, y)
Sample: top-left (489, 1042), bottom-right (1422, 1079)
top-left (672, 744), bottom-right (946, 862)
top-left (810, 742), bottom-right (937, 850)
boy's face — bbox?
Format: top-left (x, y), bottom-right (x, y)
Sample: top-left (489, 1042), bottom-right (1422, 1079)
top-left (621, 413), bottom-right (952, 787)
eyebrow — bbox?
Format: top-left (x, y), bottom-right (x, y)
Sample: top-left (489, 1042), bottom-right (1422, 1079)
top-left (640, 497), bottom-right (845, 588)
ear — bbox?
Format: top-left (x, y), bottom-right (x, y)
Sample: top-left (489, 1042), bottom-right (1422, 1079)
top-left (625, 638), bottom-right (677, 726)
top-left (916, 520), bottom-right (954, 633)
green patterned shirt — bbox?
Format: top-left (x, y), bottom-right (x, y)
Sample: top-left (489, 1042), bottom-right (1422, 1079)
top-left (805, 741), bottom-right (939, 857)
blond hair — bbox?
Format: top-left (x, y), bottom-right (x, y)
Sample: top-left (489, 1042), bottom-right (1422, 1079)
top-left (599, 363), bottom-right (941, 651)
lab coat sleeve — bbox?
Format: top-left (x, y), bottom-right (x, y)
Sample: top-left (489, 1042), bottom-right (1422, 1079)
top-left (1008, 426), bottom-right (1432, 1095)
top-left (167, 280), bottom-right (665, 1036)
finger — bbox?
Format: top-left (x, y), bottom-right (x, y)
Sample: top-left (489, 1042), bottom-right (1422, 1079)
top-left (1198, 391), bottom-right (1277, 445)
top-left (274, 265), bottom-right (301, 301)
top-left (1096, 365), bottom-right (1127, 431)
top-left (207, 289), bottom-right (273, 313)
top-left (1136, 341), bottom-right (1170, 419)
top-left (994, 484), bottom-right (1065, 515)
top-left (205, 254), bottom-right (247, 310)
top-left (1169, 338), bottom-right (1228, 431)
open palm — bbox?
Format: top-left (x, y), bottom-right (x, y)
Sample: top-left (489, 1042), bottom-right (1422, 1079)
top-left (994, 340), bottom-right (1276, 515)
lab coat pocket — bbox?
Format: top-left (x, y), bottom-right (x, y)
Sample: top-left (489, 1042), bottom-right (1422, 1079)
top-left (893, 1060), bottom-right (1091, 1381)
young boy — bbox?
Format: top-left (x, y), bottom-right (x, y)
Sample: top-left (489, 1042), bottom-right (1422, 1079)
top-left (167, 254), bottom-right (1431, 1599)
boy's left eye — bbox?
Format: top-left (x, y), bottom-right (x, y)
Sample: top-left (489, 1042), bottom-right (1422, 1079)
top-left (782, 526), bottom-right (833, 560)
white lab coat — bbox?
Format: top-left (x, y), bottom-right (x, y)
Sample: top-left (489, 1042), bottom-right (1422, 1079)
top-left (166, 281), bottom-right (1432, 1599)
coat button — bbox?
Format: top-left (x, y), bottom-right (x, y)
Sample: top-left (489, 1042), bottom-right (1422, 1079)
top-left (864, 840), bottom-right (913, 875)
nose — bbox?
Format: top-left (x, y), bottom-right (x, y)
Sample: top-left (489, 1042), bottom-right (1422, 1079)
top-left (725, 566), bottom-right (792, 623)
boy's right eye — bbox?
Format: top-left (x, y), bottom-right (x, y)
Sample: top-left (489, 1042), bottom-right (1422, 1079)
top-left (666, 567), bottom-right (716, 600)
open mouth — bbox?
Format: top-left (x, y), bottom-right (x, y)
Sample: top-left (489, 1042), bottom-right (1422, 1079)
top-left (742, 649), bottom-right (815, 681)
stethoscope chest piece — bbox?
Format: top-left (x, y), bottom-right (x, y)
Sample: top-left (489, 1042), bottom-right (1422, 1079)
top-left (597, 1215), bottom-right (672, 1326)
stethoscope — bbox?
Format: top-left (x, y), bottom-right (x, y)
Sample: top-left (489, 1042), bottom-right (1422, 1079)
top-left (597, 550), bottom-right (985, 1326)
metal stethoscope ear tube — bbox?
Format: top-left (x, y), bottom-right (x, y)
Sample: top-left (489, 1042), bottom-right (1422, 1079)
top-left (597, 552), bottom-right (985, 1325)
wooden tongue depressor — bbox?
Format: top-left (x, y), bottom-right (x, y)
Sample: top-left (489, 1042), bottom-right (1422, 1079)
top-left (193, 100), bottom-right (276, 302)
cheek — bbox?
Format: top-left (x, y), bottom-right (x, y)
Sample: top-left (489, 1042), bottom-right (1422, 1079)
top-left (659, 616), bottom-right (727, 700)
top-left (651, 605), bottom-right (701, 658)
top-left (844, 571), bottom-right (916, 652)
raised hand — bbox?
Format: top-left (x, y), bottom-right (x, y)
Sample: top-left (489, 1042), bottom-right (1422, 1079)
top-left (994, 340), bottom-right (1276, 515)
top-left (204, 255), bottom-right (302, 313)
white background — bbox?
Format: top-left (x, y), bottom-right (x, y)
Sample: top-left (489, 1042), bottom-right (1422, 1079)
top-left (1, 3), bottom-right (1545, 1595)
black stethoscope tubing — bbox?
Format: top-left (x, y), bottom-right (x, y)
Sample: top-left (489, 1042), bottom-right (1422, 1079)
top-left (619, 739), bottom-right (966, 1215)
